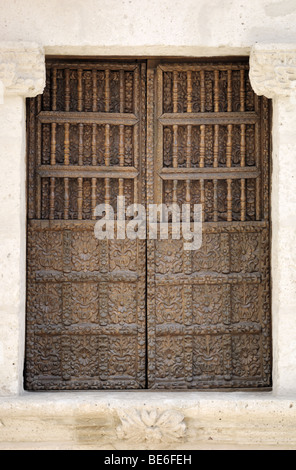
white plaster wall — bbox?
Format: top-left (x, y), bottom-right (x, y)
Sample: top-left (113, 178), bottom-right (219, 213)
top-left (0, 96), bottom-right (26, 395)
top-left (0, 0), bottom-right (296, 55)
top-left (271, 95), bottom-right (296, 394)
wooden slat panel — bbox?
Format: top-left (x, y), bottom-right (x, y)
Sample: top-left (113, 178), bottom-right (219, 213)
top-left (148, 60), bottom-right (271, 390)
top-left (26, 60), bottom-right (146, 391)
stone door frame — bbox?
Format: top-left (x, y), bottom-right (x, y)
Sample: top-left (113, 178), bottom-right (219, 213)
top-left (0, 42), bottom-right (295, 448)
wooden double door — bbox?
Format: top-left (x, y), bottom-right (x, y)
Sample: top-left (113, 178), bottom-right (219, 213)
top-left (25, 59), bottom-right (271, 390)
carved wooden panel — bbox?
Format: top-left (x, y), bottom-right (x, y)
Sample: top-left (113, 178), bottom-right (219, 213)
top-left (25, 60), bottom-right (146, 390)
top-left (147, 61), bottom-right (271, 389)
top-left (26, 59), bottom-right (271, 390)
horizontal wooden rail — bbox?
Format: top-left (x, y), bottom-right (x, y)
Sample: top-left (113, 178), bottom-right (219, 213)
top-left (38, 165), bottom-right (138, 179)
top-left (38, 111), bottom-right (139, 126)
top-left (159, 112), bottom-right (259, 126)
top-left (159, 166), bottom-right (260, 180)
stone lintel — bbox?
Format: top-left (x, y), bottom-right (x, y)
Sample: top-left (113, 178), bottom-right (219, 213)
top-left (250, 44), bottom-right (296, 99)
top-left (0, 42), bottom-right (45, 103)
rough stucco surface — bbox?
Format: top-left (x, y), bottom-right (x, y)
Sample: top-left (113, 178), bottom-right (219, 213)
top-left (0, 0), bottom-right (296, 450)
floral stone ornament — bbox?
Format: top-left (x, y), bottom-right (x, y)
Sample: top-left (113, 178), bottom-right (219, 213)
top-left (116, 409), bottom-right (186, 444)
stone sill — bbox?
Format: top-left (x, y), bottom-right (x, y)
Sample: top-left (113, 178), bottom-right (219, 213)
top-left (0, 391), bottom-right (295, 449)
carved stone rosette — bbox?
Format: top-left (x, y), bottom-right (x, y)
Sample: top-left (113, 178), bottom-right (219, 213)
top-left (116, 409), bottom-right (186, 444)
top-left (250, 44), bottom-right (296, 99)
top-left (0, 42), bottom-right (45, 103)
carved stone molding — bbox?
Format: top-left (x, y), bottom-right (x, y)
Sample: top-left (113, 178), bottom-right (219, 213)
top-left (116, 409), bottom-right (186, 444)
top-left (250, 44), bottom-right (296, 99)
top-left (0, 42), bottom-right (45, 103)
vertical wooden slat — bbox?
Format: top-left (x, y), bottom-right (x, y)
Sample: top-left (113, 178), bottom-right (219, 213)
top-left (173, 124), bottom-right (178, 168)
top-left (50, 123), bottom-right (56, 165)
top-left (78, 123), bottom-right (83, 166)
top-left (186, 125), bottom-right (192, 168)
top-left (200, 70), bottom-right (205, 113)
top-left (77, 68), bottom-right (83, 112)
top-left (52, 68), bottom-right (57, 111)
top-left (65, 69), bottom-right (70, 112)
top-left (27, 99), bottom-right (36, 219)
top-left (64, 178), bottom-right (69, 220)
top-left (139, 62), bottom-right (146, 209)
top-left (186, 125), bottom-right (192, 205)
top-left (118, 69), bottom-right (126, 201)
top-left (64, 122), bottom-right (70, 217)
top-left (186, 72), bottom-right (192, 206)
top-left (173, 124), bottom-right (178, 204)
top-left (254, 92), bottom-right (261, 221)
top-left (105, 69), bottom-right (110, 113)
top-left (91, 177), bottom-right (97, 220)
top-left (226, 124), bottom-right (232, 168)
top-left (120, 69), bottom-right (125, 114)
top-left (240, 71), bottom-right (246, 221)
top-left (49, 177), bottom-right (55, 220)
top-left (255, 122), bottom-right (261, 221)
top-left (77, 177), bottom-right (83, 220)
top-left (173, 71), bottom-right (178, 113)
top-left (240, 124), bottom-right (246, 167)
top-left (240, 124), bottom-right (246, 221)
top-left (133, 66), bottom-right (140, 204)
top-left (213, 125), bottom-right (219, 168)
top-left (213, 180), bottom-right (218, 222)
top-left (119, 126), bottom-right (125, 165)
top-left (200, 124), bottom-right (206, 221)
top-left (200, 124), bottom-right (205, 168)
top-left (187, 71), bottom-right (192, 113)
top-left (104, 124), bottom-right (110, 166)
top-left (36, 96), bottom-right (42, 219)
top-left (240, 69), bottom-right (245, 112)
top-left (92, 123), bottom-right (97, 166)
top-left (64, 123), bottom-right (70, 219)
top-left (92, 69), bottom-right (97, 217)
top-left (119, 125), bottom-right (125, 198)
top-left (214, 70), bottom-right (219, 113)
top-left (262, 97), bottom-right (270, 221)
top-left (227, 70), bottom-right (232, 112)
top-left (227, 179), bottom-right (232, 222)
top-left (172, 71), bottom-right (178, 203)
top-left (213, 123), bottom-right (219, 221)
top-left (64, 70), bottom-right (71, 221)
top-left (105, 122), bottom-right (111, 216)
top-left (50, 69), bottom-right (58, 218)
top-left (227, 124), bottom-right (233, 221)
top-left (104, 69), bottom-right (111, 215)
top-left (240, 179), bottom-right (246, 222)
top-left (213, 70), bottom-right (219, 222)
top-left (240, 125), bottom-right (246, 167)
top-left (92, 69), bottom-right (98, 112)
top-left (105, 177), bottom-right (110, 208)
top-left (154, 64), bottom-right (163, 206)
top-left (64, 123), bottom-right (70, 165)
